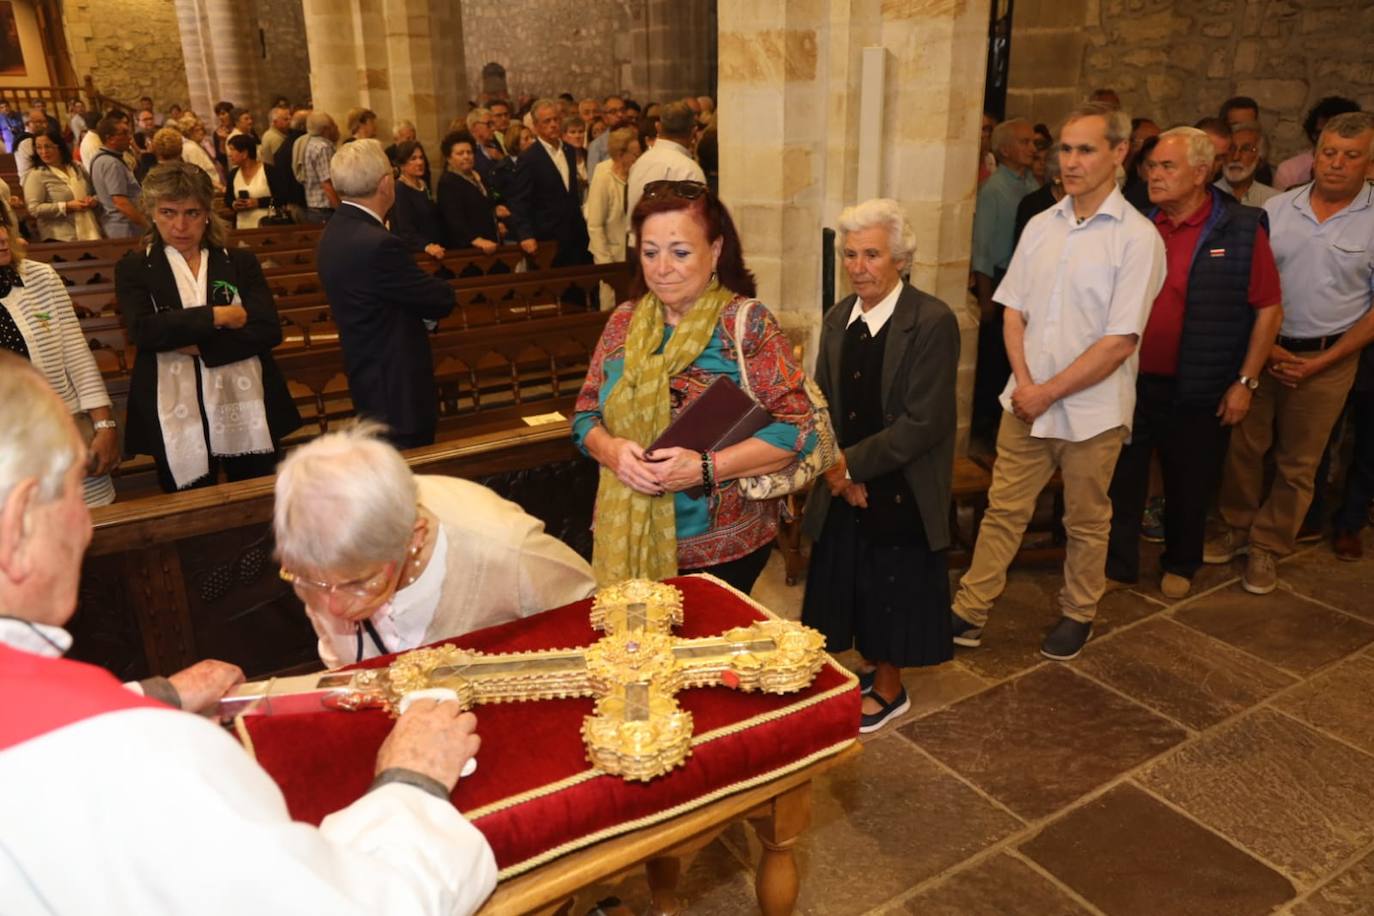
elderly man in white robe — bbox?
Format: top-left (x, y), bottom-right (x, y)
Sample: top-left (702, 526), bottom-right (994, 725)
top-left (274, 422), bottom-right (598, 668)
top-left (0, 353), bottom-right (498, 915)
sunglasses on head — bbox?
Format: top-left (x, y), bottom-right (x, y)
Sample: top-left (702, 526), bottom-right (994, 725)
top-left (642, 179), bottom-right (708, 201)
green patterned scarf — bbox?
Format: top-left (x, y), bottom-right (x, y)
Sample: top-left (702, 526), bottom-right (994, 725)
top-left (592, 280), bottom-right (734, 584)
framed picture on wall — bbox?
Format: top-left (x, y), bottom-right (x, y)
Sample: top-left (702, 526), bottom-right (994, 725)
top-left (0, 2), bottom-right (25, 77)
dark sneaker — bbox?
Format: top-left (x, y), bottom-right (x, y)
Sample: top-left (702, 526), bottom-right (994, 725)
top-left (1141, 496), bottom-right (1165, 543)
top-left (859, 687), bottom-right (910, 734)
top-left (856, 668), bottom-right (876, 692)
top-left (1041, 617), bottom-right (1093, 661)
top-left (951, 612), bottom-right (983, 648)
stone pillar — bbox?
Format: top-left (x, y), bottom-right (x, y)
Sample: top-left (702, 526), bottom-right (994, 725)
top-left (718, 0), bottom-right (990, 448)
top-left (174, 0), bottom-right (262, 119)
top-left (300, 0), bottom-right (466, 155)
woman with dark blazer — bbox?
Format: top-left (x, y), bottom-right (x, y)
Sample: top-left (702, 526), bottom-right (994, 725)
top-left (117, 163), bottom-right (300, 492)
top-left (388, 139), bottom-right (446, 260)
top-left (800, 198), bottom-right (960, 734)
top-left (435, 130), bottom-right (500, 253)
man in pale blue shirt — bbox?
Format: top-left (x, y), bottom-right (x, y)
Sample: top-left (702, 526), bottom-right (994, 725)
top-left (586, 95), bottom-right (627, 178)
top-left (971, 117), bottom-right (1041, 444)
top-left (952, 103), bottom-right (1165, 662)
top-left (1208, 111), bottom-right (1374, 592)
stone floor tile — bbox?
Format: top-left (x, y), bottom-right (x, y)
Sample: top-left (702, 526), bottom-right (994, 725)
top-left (1274, 654), bottom-right (1374, 756)
top-left (896, 853), bottom-right (1091, 915)
top-left (1172, 584), bottom-right (1374, 676)
top-left (1072, 617), bottom-right (1297, 730)
top-left (1021, 783), bottom-right (1295, 915)
top-left (1292, 849), bottom-right (1374, 915)
top-left (1140, 708), bottom-right (1374, 886)
top-left (951, 568), bottom-right (1166, 681)
top-left (1278, 532), bottom-right (1374, 622)
top-left (729, 733), bottom-right (1022, 914)
top-left (902, 665), bottom-right (1187, 820)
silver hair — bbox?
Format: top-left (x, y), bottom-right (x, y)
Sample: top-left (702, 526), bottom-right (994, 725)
top-left (836, 198), bottom-right (917, 270)
top-left (531, 98), bottom-right (560, 121)
top-left (392, 119), bottom-right (416, 140)
top-left (1322, 111), bottom-right (1374, 140)
top-left (465, 108), bottom-right (491, 130)
top-left (273, 420), bottom-right (418, 574)
top-left (330, 138), bottom-right (391, 198)
top-left (305, 110), bottom-right (334, 136)
top-left (990, 117), bottom-right (1030, 161)
top-left (1156, 126), bottom-right (1217, 170)
top-left (1229, 120), bottom-right (1267, 157)
top-left (0, 352), bottom-right (82, 506)
top-left (1061, 101), bottom-right (1132, 148)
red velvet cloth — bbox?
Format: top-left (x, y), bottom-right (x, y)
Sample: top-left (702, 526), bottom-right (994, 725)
top-left (239, 576), bottom-right (860, 875)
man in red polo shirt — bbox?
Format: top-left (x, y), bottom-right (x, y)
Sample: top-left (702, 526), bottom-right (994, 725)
top-left (1103, 127), bottom-right (1283, 599)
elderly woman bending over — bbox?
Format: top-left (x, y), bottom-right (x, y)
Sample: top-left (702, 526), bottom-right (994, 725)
top-left (800, 199), bottom-right (960, 734)
top-left (273, 423), bottom-right (597, 668)
top-left (573, 181), bottom-right (819, 592)
top-left (115, 163), bottom-right (301, 492)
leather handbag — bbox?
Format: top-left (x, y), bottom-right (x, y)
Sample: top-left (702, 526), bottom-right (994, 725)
top-left (730, 300), bottom-right (839, 500)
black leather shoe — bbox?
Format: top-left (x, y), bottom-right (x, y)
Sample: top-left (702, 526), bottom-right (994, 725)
top-left (951, 612), bottom-right (983, 648)
top-left (1041, 617), bottom-right (1092, 661)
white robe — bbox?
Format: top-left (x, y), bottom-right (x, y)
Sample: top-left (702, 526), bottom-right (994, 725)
top-left (0, 627), bottom-right (498, 915)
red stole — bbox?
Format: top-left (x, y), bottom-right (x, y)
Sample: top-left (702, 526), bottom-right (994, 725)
top-left (0, 642), bottom-right (166, 751)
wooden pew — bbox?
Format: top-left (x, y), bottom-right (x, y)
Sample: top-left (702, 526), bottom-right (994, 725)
top-left (73, 424), bottom-right (598, 681)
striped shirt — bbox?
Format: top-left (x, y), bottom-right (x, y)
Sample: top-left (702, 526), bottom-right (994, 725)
top-left (4, 259), bottom-right (116, 505)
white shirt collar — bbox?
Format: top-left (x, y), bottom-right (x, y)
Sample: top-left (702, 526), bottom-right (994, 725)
top-left (846, 280), bottom-right (902, 333)
top-left (538, 136), bottom-right (563, 158)
top-left (341, 200), bottom-right (385, 224)
top-left (0, 617), bottom-right (73, 658)
top-left (377, 524), bottom-right (448, 651)
top-left (1054, 183), bottom-right (1127, 226)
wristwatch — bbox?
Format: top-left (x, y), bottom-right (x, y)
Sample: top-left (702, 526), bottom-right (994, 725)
top-left (93, 419), bottom-right (118, 431)
top-left (1238, 375), bottom-right (1260, 391)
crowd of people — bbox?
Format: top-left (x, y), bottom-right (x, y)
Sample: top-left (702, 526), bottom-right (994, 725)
top-left (2, 76), bottom-right (1372, 911)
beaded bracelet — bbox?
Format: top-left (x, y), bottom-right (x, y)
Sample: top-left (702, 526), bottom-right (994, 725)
top-left (700, 450), bottom-right (715, 497)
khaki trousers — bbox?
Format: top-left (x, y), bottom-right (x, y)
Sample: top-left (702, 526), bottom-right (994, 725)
top-left (954, 412), bottom-right (1127, 626)
top-left (1219, 352), bottom-right (1359, 556)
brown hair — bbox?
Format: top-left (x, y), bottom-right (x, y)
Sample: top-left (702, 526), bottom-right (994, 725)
top-left (628, 186), bottom-right (756, 299)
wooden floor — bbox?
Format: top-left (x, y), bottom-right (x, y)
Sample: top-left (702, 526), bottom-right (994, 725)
top-left (572, 533), bottom-right (1374, 915)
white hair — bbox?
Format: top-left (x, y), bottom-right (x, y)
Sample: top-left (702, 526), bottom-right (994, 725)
top-left (466, 108), bottom-right (491, 130)
top-left (392, 119), bottom-right (415, 140)
top-left (836, 198), bottom-right (917, 269)
top-left (0, 353), bottom-right (82, 506)
top-left (305, 110), bottom-right (333, 136)
top-left (273, 421), bottom-right (418, 573)
top-left (990, 117), bottom-right (1030, 161)
top-left (330, 138), bottom-right (391, 198)
top-left (1157, 126), bottom-right (1217, 170)
top-left (1230, 120), bottom-right (1267, 157)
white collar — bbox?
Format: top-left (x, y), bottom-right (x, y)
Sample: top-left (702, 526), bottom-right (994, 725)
top-left (652, 138), bottom-right (691, 158)
top-left (846, 280), bottom-right (902, 333)
top-left (538, 136), bottom-right (563, 158)
top-left (342, 200), bottom-right (385, 224)
top-left (1054, 183), bottom-right (1127, 226)
top-left (362, 525), bottom-right (449, 657)
top-left (0, 617), bottom-right (73, 658)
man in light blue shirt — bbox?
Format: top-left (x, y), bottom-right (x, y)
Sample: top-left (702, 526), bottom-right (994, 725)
top-left (971, 118), bottom-right (1041, 444)
top-left (1209, 111), bottom-right (1374, 592)
top-left (585, 95), bottom-right (627, 178)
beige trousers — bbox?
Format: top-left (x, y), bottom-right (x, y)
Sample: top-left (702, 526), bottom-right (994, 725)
top-left (1219, 351), bottom-right (1359, 556)
top-left (954, 412), bottom-right (1127, 626)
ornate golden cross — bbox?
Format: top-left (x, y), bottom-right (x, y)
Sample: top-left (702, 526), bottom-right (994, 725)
top-left (224, 580), bottom-right (827, 781)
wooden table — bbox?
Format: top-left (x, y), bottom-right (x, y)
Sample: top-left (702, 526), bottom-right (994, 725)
top-left (479, 743), bottom-right (862, 916)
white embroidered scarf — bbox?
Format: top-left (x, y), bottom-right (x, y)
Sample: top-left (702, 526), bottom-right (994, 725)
top-left (155, 246), bottom-right (272, 489)
top-left (56, 166), bottom-right (101, 240)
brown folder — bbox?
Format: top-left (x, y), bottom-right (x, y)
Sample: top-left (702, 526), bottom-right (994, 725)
top-left (648, 376), bottom-right (773, 499)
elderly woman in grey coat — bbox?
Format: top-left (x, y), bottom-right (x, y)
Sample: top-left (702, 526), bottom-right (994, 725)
top-left (800, 198), bottom-right (960, 734)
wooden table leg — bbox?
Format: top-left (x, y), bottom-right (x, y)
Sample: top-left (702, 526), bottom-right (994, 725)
top-left (645, 855), bottom-right (683, 915)
top-left (748, 781), bottom-right (813, 916)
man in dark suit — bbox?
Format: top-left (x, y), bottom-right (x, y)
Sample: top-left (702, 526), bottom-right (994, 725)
top-left (316, 139), bottom-right (456, 448)
top-left (506, 98), bottom-right (591, 268)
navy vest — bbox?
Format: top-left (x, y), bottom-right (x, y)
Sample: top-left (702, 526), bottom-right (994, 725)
top-left (1166, 188), bottom-right (1268, 406)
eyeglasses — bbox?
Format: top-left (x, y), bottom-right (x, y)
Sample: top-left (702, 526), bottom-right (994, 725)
top-left (279, 564), bottom-right (394, 601)
top-left (642, 179), bottom-right (708, 202)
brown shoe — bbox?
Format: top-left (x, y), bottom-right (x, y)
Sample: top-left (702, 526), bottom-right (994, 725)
top-left (1333, 531), bottom-right (1363, 562)
top-left (1242, 549), bottom-right (1278, 595)
top-left (1160, 572), bottom-right (1192, 599)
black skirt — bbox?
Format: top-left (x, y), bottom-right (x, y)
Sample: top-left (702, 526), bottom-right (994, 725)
top-left (801, 501), bottom-right (953, 668)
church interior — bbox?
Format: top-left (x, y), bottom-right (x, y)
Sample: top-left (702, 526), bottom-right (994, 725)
top-left (4, 0), bottom-right (1374, 912)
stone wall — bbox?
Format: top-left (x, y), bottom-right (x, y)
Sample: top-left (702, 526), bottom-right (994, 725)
top-left (1007, 0), bottom-right (1374, 162)
top-left (252, 0), bottom-right (312, 108)
top-left (61, 0), bottom-right (191, 110)
top-left (459, 0), bottom-right (713, 103)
